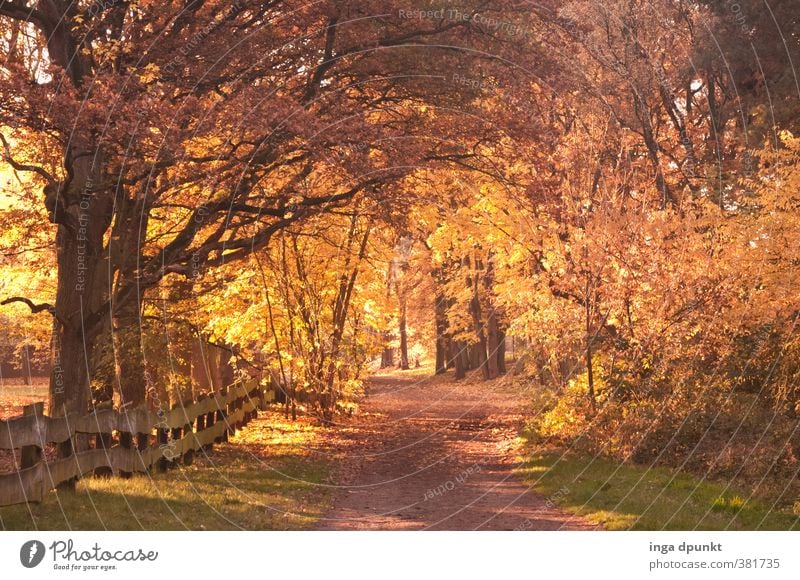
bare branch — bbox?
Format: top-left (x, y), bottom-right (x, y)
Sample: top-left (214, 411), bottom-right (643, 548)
top-left (1, 296), bottom-right (55, 314)
top-left (0, 133), bottom-right (55, 183)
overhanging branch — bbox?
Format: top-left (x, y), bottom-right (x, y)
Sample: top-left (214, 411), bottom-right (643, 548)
top-left (0, 133), bottom-right (55, 183)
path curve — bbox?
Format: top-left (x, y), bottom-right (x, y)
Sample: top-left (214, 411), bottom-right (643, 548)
top-left (315, 369), bottom-right (595, 530)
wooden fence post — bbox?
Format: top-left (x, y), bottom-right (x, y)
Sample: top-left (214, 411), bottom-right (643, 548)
top-left (204, 395), bottom-right (215, 451)
top-left (241, 390), bottom-right (249, 428)
top-left (183, 395), bottom-right (195, 466)
top-left (226, 390), bottom-right (236, 438)
top-left (0, 378), bottom-right (274, 507)
top-left (245, 387), bottom-right (254, 424)
top-left (94, 430), bottom-right (113, 477)
top-left (170, 401), bottom-right (183, 469)
top-left (157, 427), bottom-right (169, 472)
top-left (215, 387), bottom-right (227, 444)
top-left (234, 391), bottom-right (243, 431)
top-left (20, 402), bottom-right (44, 470)
top-left (245, 387), bottom-right (257, 425)
top-left (195, 393), bottom-right (206, 437)
top-left (120, 430), bottom-right (133, 478)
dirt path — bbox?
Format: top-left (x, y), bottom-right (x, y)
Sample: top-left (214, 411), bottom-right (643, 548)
top-left (315, 369), bottom-right (595, 530)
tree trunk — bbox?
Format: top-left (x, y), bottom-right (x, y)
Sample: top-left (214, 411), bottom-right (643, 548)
top-left (113, 287), bottom-right (147, 407)
top-left (109, 192), bottom-right (152, 408)
top-left (191, 337), bottom-right (214, 392)
top-left (483, 254), bottom-right (502, 379)
top-left (21, 345), bottom-right (32, 386)
top-left (380, 346), bottom-right (395, 368)
top-left (496, 328), bottom-right (507, 375)
top-left (48, 156), bottom-right (114, 485)
top-left (469, 298), bottom-right (490, 380)
top-left (165, 282), bottom-right (194, 405)
top-left (486, 308), bottom-right (500, 380)
top-left (434, 292), bottom-right (448, 375)
top-left (399, 298), bottom-right (409, 370)
top-left (50, 172), bottom-right (111, 418)
top-left (452, 341), bottom-right (466, 380)
top-left (217, 346), bottom-right (236, 388)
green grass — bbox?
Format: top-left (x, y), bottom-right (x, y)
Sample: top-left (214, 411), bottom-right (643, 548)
top-left (0, 414), bottom-right (332, 530)
top-left (517, 451), bottom-right (800, 530)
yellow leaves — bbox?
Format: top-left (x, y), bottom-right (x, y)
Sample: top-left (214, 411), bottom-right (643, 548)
top-left (685, 325), bottom-right (701, 340)
top-left (138, 63), bottom-right (161, 85)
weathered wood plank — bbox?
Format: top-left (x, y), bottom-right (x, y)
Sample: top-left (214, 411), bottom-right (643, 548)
top-left (0, 381), bottom-right (261, 507)
top-left (0, 463), bottom-right (43, 505)
top-left (21, 403), bottom-right (45, 469)
top-left (0, 380), bottom-right (259, 449)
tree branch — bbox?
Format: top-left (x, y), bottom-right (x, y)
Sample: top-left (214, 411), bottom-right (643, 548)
top-left (0, 297), bottom-right (68, 330)
top-left (0, 0), bottom-right (48, 29)
top-left (1, 296), bottom-right (55, 314)
top-left (0, 133), bottom-right (55, 183)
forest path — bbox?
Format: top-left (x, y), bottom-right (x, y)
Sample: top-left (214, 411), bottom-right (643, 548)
top-left (315, 368), bottom-right (595, 530)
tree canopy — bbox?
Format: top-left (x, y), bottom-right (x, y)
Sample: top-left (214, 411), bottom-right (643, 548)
top-left (1, 0), bottom-right (799, 478)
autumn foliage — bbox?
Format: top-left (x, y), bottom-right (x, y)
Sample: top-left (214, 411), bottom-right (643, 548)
top-left (1, 0), bottom-right (799, 489)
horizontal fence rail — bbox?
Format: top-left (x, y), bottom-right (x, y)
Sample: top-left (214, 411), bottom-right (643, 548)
top-left (0, 380), bottom-right (275, 507)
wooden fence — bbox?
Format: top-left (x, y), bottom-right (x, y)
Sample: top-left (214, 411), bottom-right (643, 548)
top-left (0, 380), bottom-right (274, 507)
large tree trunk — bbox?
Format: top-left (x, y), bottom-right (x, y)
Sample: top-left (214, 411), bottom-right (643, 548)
top-left (452, 340), bottom-right (467, 380)
top-left (469, 292), bottom-right (490, 380)
top-left (50, 159), bottom-right (112, 418)
top-left (110, 205), bottom-right (151, 407)
top-left (113, 287), bottom-right (147, 407)
top-left (48, 155), bottom-right (114, 487)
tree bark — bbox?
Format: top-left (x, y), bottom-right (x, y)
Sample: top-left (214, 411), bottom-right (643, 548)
top-left (50, 155), bottom-right (112, 419)
top-left (484, 255), bottom-right (502, 379)
top-left (191, 337), bottom-right (218, 392)
top-left (110, 198), bottom-right (151, 407)
top-left (380, 346), bottom-right (395, 368)
top-left (469, 291), bottom-right (490, 380)
top-left (434, 291), bottom-right (449, 375)
top-left (113, 287), bottom-right (147, 407)
top-left (399, 297), bottom-right (409, 370)
top-left (486, 307), bottom-right (501, 380)
top-left (496, 327), bottom-right (507, 375)
top-left (452, 340), bottom-right (467, 380)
